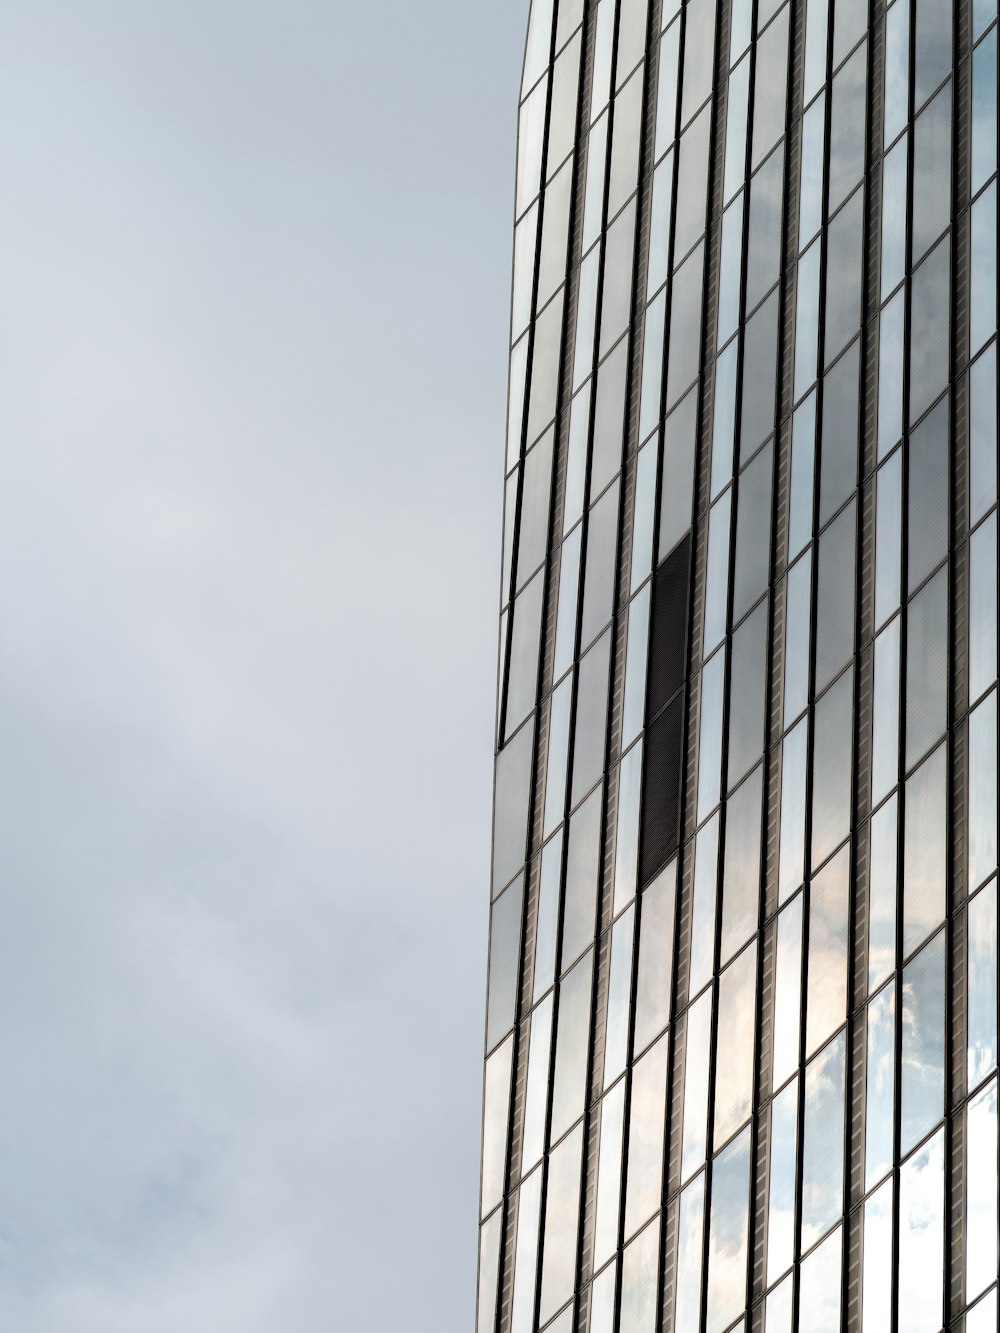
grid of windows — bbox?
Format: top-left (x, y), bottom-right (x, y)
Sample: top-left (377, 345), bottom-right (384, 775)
top-left (481, 0), bottom-right (998, 1327)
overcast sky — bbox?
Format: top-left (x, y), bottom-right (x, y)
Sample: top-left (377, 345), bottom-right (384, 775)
top-left (0, 3), bottom-right (524, 1328)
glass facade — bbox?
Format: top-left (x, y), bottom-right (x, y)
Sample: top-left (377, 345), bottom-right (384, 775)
top-left (480, 0), bottom-right (998, 1326)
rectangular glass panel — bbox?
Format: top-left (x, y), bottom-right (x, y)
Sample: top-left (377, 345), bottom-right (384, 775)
top-left (624, 1034), bottom-right (669, 1237)
top-left (767, 1076), bottom-right (799, 1286)
top-left (714, 941), bottom-right (758, 1145)
top-left (865, 981), bottom-right (896, 1189)
top-left (706, 1127), bottom-right (751, 1333)
top-left (801, 1032), bottom-right (846, 1249)
top-left (901, 931), bottom-right (946, 1155)
top-left (861, 1178), bottom-right (893, 1333)
top-left (898, 1128), bottom-right (945, 1333)
top-left (966, 1078), bottom-right (999, 1301)
top-left (969, 879), bottom-right (999, 1088)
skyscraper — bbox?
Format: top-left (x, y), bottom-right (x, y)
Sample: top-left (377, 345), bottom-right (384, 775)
top-left (479, 0), bottom-right (998, 1327)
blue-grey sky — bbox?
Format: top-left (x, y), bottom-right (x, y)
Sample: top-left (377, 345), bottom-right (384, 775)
top-left (0, 2), bottom-right (524, 1327)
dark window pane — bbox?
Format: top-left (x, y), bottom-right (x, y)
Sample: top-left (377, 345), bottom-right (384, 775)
top-left (641, 693), bottom-right (684, 881)
top-left (648, 532), bottom-right (692, 716)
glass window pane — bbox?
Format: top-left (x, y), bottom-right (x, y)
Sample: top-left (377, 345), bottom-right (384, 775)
top-left (551, 951), bottom-right (594, 1140)
top-left (901, 931), bottom-right (946, 1155)
top-left (506, 570), bottom-right (546, 738)
top-left (788, 392), bottom-right (817, 559)
top-left (799, 1225), bottom-right (842, 1330)
top-left (970, 513), bottom-right (999, 701)
top-left (667, 241), bottom-right (706, 406)
top-left (539, 1124), bottom-right (584, 1324)
top-left (905, 566), bottom-right (948, 766)
top-left (815, 501), bottom-right (856, 692)
top-left (494, 718), bottom-right (536, 892)
top-left (828, 42), bottom-right (867, 210)
top-left (534, 839), bottom-right (562, 1004)
top-left (728, 601), bottom-right (768, 790)
top-left (747, 142), bottom-right (785, 310)
top-left (594, 1080), bottom-right (627, 1267)
top-left (903, 744), bottom-right (947, 955)
top-left (807, 846), bottom-right (850, 1054)
top-left (820, 339), bottom-right (861, 523)
top-left (682, 990), bottom-right (713, 1178)
top-left (706, 1127), bottom-right (752, 1333)
top-left (659, 385), bottom-right (699, 559)
top-left (625, 1034), bottom-right (669, 1237)
top-left (861, 1178), bottom-right (893, 1333)
top-left (741, 289), bottom-right (781, 460)
top-left (620, 1217), bottom-right (660, 1333)
top-left (487, 878), bottom-right (524, 1051)
top-left (874, 450), bottom-right (903, 628)
top-left (714, 942), bottom-right (758, 1145)
top-left (866, 980), bottom-right (896, 1189)
top-left (772, 895), bottom-right (804, 1090)
top-left (604, 906), bottom-right (636, 1088)
top-left (824, 190), bottom-right (864, 366)
top-left (968, 879), bottom-right (999, 1088)
top-left (898, 1129), bottom-right (945, 1333)
top-left (482, 1036), bottom-right (514, 1216)
top-left (674, 1174), bottom-right (706, 1329)
top-left (623, 590), bottom-right (651, 750)
top-left (970, 692), bottom-right (999, 892)
top-left (697, 649), bottom-right (727, 823)
top-left (868, 794), bottom-right (898, 992)
top-left (733, 441), bottom-right (774, 622)
top-left (911, 82), bottom-right (952, 265)
top-left (801, 1032), bottom-right (846, 1249)
top-left (812, 668), bottom-right (854, 870)
top-left (966, 1078), bottom-right (999, 1301)
top-left (752, 7), bottom-right (789, 167)
top-left (522, 996), bottom-right (555, 1170)
top-left (572, 631), bottom-right (612, 805)
top-left (721, 766), bottom-right (763, 960)
top-left (615, 741), bottom-right (644, 913)
top-left (690, 815), bottom-right (721, 996)
top-left (871, 617), bottom-right (901, 804)
top-left (909, 235), bottom-right (951, 424)
top-left (635, 861), bottom-right (677, 1053)
top-left (970, 342), bottom-right (998, 524)
top-left (779, 719), bottom-right (809, 902)
top-left (477, 1209), bottom-right (503, 1333)
top-left (544, 678), bottom-right (574, 838)
top-left (511, 1166), bottom-right (544, 1333)
top-left (562, 784), bottom-right (602, 968)
top-left (907, 395), bottom-right (949, 594)
top-left (767, 1077), bottom-right (799, 1286)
